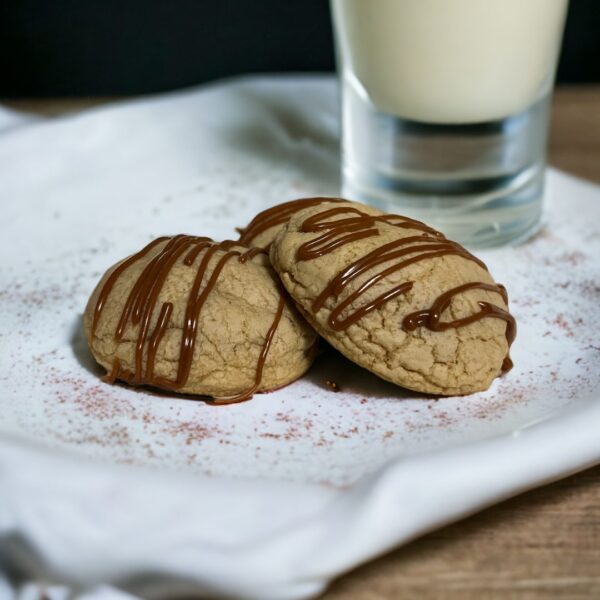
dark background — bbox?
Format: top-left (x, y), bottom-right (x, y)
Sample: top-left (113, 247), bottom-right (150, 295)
top-left (1, 0), bottom-right (598, 97)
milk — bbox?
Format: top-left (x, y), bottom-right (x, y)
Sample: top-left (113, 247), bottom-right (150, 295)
top-left (331, 0), bottom-right (569, 124)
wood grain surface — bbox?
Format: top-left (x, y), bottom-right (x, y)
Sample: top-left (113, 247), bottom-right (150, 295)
top-left (3, 86), bottom-right (599, 599)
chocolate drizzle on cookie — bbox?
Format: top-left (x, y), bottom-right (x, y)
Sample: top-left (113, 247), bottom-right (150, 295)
top-left (92, 235), bottom-right (283, 404)
top-left (237, 197), bottom-right (343, 247)
top-left (402, 282), bottom-right (516, 374)
top-left (293, 203), bottom-right (516, 373)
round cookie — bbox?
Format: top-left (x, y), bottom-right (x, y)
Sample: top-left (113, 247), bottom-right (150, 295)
top-left (269, 202), bottom-right (516, 396)
top-left (237, 197), bottom-right (383, 249)
top-left (84, 235), bottom-right (317, 403)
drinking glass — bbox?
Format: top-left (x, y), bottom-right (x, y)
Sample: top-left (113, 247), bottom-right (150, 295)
top-left (330, 0), bottom-right (569, 246)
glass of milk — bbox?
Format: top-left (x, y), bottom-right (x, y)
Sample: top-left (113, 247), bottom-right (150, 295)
top-left (331, 0), bottom-right (569, 246)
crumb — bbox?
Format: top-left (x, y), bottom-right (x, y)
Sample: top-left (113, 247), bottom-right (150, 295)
top-left (326, 380), bottom-right (341, 392)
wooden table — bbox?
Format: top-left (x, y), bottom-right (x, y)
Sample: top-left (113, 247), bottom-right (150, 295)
top-left (4, 87), bottom-right (599, 599)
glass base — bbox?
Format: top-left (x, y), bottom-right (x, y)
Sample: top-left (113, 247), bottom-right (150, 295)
top-left (343, 162), bottom-right (545, 248)
top-left (341, 77), bottom-right (550, 248)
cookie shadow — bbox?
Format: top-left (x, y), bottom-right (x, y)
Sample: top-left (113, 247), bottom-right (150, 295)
top-left (306, 345), bottom-right (438, 401)
top-left (68, 314), bottom-right (433, 403)
top-left (69, 313), bottom-right (104, 378)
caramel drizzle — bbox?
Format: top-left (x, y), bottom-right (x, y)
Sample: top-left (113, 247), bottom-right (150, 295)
top-left (92, 236), bottom-right (283, 403)
top-left (295, 203), bottom-right (516, 373)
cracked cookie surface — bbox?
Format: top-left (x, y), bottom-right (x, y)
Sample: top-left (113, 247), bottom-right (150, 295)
top-left (84, 236), bottom-right (317, 402)
top-left (269, 201), bottom-right (515, 395)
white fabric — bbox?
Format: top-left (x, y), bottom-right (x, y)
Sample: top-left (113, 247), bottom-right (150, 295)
top-left (0, 106), bottom-right (40, 133)
top-left (0, 76), bottom-right (599, 600)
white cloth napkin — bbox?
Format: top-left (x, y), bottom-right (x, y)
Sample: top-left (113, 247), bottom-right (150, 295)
top-left (0, 105), bottom-right (39, 133)
top-left (1, 76), bottom-right (599, 600)
top-left (1, 403), bottom-right (599, 600)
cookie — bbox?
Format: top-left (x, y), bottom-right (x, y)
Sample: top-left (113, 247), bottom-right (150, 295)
top-left (269, 201), bottom-right (516, 395)
top-left (84, 236), bottom-right (317, 403)
top-left (237, 197), bottom-right (383, 249)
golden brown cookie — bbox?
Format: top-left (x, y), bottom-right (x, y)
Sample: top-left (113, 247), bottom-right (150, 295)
top-left (237, 197), bottom-right (383, 249)
top-left (269, 201), bottom-right (516, 395)
top-left (84, 236), bottom-right (317, 403)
